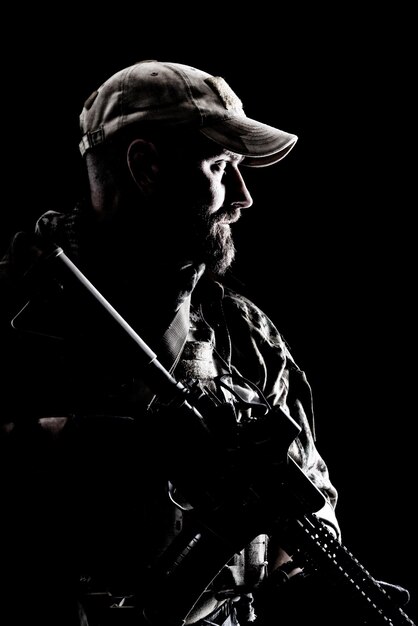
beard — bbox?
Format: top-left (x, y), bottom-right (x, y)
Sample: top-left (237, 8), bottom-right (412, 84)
top-left (192, 206), bottom-right (239, 275)
top-left (120, 195), bottom-right (239, 276)
top-left (203, 221), bottom-right (236, 274)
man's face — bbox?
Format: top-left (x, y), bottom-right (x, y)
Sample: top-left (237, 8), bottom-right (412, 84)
top-left (149, 133), bottom-right (254, 274)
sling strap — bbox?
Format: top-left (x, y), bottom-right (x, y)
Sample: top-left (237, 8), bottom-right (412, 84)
top-left (158, 294), bottom-right (192, 374)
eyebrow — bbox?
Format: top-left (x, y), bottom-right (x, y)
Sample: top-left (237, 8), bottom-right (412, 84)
top-left (214, 149), bottom-right (245, 164)
top-left (225, 150), bottom-right (244, 162)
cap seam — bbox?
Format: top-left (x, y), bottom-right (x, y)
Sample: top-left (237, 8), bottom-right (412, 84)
top-left (120, 65), bottom-right (136, 134)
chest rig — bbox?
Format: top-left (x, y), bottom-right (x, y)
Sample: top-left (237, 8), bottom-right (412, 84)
top-left (160, 278), bottom-right (271, 596)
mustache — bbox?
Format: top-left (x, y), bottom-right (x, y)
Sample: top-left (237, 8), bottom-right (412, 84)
top-left (211, 207), bottom-right (242, 225)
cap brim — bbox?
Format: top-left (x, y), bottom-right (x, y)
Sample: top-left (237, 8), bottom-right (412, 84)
top-left (200, 114), bottom-right (298, 168)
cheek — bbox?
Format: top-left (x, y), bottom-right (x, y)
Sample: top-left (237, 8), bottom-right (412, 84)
top-left (201, 177), bottom-right (225, 213)
top-left (168, 162), bottom-right (225, 215)
top-left (182, 174), bottom-right (224, 213)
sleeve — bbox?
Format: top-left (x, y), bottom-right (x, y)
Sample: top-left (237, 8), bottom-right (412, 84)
top-left (280, 354), bottom-right (340, 539)
top-left (222, 289), bottom-right (341, 540)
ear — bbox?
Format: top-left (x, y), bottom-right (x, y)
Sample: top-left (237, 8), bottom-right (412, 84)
top-left (126, 138), bottom-right (160, 195)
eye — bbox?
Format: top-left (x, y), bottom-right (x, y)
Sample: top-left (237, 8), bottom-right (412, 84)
top-left (211, 160), bottom-right (228, 177)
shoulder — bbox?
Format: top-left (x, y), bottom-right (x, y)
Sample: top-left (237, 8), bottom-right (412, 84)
top-left (0, 207), bottom-right (83, 318)
top-left (221, 284), bottom-right (289, 353)
top-left (210, 282), bottom-right (303, 405)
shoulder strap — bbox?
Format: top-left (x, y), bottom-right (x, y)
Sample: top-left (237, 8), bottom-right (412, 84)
top-left (158, 294), bottom-right (191, 374)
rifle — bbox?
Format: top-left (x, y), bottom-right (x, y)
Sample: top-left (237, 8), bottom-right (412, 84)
top-left (13, 246), bottom-right (416, 626)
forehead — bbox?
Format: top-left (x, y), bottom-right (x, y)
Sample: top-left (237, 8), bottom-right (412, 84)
top-left (192, 132), bottom-right (243, 162)
top-left (148, 126), bottom-right (244, 165)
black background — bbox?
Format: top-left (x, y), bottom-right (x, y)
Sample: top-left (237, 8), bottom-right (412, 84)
top-left (2, 7), bottom-right (416, 622)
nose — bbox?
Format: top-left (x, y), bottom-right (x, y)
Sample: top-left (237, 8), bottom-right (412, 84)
top-left (226, 167), bottom-right (253, 209)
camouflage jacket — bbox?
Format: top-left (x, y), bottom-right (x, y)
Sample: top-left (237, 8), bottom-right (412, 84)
top-left (0, 206), bottom-right (339, 625)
